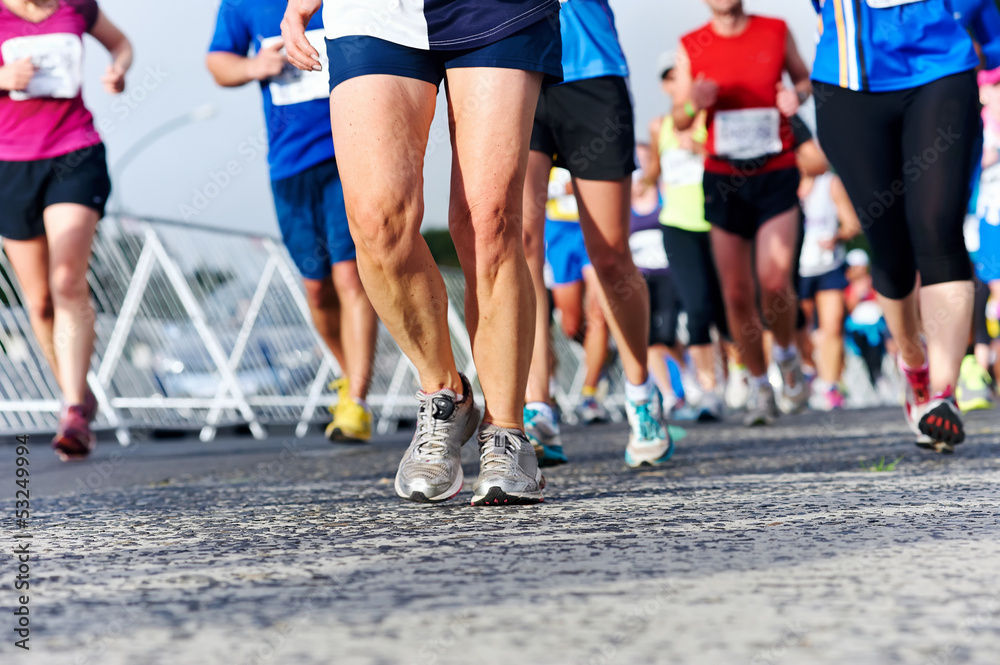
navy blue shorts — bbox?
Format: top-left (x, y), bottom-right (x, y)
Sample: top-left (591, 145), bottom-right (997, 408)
top-left (798, 265), bottom-right (849, 300)
top-left (325, 16), bottom-right (562, 91)
top-left (271, 157), bottom-right (355, 281)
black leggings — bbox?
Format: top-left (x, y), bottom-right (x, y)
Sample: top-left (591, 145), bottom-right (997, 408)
top-left (661, 225), bottom-right (729, 344)
top-left (815, 72), bottom-right (978, 299)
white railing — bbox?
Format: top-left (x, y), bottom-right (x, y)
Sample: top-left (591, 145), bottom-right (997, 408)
top-left (0, 214), bottom-right (890, 445)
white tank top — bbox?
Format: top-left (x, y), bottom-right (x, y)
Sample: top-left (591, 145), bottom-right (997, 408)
top-left (799, 173), bottom-right (846, 278)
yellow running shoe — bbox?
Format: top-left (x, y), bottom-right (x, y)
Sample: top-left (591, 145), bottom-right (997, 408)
top-left (327, 377), bottom-right (350, 416)
top-left (325, 395), bottom-right (373, 443)
top-left (956, 355), bottom-right (996, 413)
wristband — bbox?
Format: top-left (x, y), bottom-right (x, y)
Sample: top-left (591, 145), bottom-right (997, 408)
top-left (684, 101), bottom-right (696, 118)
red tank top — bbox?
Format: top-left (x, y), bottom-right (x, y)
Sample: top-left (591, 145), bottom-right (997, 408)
top-left (682, 16), bottom-right (796, 176)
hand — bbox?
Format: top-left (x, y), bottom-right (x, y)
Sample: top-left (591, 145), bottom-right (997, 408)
top-left (776, 83), bottom-right (800, 118)
top-left (102, 63), bottom-right (126, 94)
top-left (247, 39), bottom-right (287, 81)
top-left (281, 0), bottom-right (323, 72)
top-left (691, 73), bottom-right (718, 111)
top-left (0, 58), bottom-right (36, 92)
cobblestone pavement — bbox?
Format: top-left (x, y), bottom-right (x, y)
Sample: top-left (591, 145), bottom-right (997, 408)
top-left (2, 407), bottom-right (1000, 665)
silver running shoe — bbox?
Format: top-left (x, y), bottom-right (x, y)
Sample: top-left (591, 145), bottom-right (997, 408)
top-left (394, 375), bottom-right (480, 503)
top-left (471, 424), bottom-right (544, 506)
top-left (744, 381), bottom-right (779, 426)
top-left (777, 355), bottom-right (811, 415)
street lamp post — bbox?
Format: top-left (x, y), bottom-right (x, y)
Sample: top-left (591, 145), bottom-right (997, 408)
top-left (107, 103), bottom-right (218, 214)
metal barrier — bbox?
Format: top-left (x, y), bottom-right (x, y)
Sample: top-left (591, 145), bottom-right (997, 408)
top-left (0, 214), bottom-right (894, 444)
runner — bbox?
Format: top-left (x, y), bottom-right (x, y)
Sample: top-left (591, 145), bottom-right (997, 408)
top-left (521, 0), bottom-right (671, 469)
top-left (672, 0), bottom-right (813, 426)
top-left (207, 0), bottom-right (378, 443)
top-left (645, 53), bottom-right (728, 421)
top-left (844, 249), bottom-right (894, 400)
top-left (282, 0), bottom-right (561, 504)
top-left (812, 0), bottom-right (981, 453)
top-left (0, 0), bottom-right (131, 460)
top-left (543, 166), bottom-right (610, 438)
top-left (797, 164), bottom-right (861, 410)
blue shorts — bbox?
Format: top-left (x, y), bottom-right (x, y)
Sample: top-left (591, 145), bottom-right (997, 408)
top-left (271, 157), bottom-right (355, 281)
top-left (545, 219), bottom-right (590, 286)
top-left (976, 218), bottom-right (1000, 283)
top-left (325, 16), bottom-right (562, 91)
top-left (798, 265), bottom-right (849, 300)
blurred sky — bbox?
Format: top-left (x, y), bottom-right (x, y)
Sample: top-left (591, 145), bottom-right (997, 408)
top-left (81, 1), bottom-right (819, 236)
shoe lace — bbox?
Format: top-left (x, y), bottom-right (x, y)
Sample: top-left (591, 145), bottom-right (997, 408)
top-left (479, 429), bottom-right (518, 474)
top-left (413, 394), bottom-right (449, 458)
top-left (632, 402), bottom-right (659, 441)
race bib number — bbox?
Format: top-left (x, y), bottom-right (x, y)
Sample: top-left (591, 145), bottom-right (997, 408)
top-left (864, 0), bottom-right (924, 8)
top-left (0, 33), bottom-right (82, 101)
top-left (714, 108), bottom-right (782, 161)
top-left (660, 149), bottom-right (704, 188)
top-left (262, 30), bottom-right (329, 107)
top-left (629, 229), bottom-right (669, 271)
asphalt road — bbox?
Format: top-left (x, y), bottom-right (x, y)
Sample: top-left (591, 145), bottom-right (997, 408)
top-left (1, 407), bottom-right (999, 665)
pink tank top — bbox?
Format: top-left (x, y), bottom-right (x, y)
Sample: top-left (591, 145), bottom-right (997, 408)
top-left (0, 0), bottom-right (101, 161)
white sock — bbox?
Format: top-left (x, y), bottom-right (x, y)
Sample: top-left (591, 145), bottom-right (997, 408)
top-left (624, 376), bottom-right (654, 403)
top-left (772, 343), bottom-right (798, 364)
top-left (752, 374), bottom-right (771, 388)
top-left (526, 401), bottom-right (554, 422)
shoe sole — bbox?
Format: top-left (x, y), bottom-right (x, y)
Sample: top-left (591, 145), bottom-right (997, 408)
top-left (324, 424), bottom-right (371, 444)
top-left (916, 403), bottom-right (965, 452)
top-left (470, 485), bottom-right (544, 506)
top-left (395, 473), bottom-right (464, 503)
top-left (625, 438), bottom-right (676, 468)
top-left (52, 436), bottom-right (96, 462)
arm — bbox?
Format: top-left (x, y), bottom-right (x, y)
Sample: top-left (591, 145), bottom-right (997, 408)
top-left (282, 0), bottom-right (324, 72)
top-left (972, 0), bottom-right (1000, 71)
top-left (671, 43), bottom-right (717, 132)
top-left (0, 58), bottom-right (35, 92)
top-left (830, 175), bottom-right (862, 242)
top-left (206, 43), bottom-right (285, 88)
top-left (796, 139), bottom-right (829, 177)
top-left (89, 9), bottom-right (132, 94)
top-left (776, 29), bottom-right (812, 118)
top-left (642, 116), bottom-right (663, 188)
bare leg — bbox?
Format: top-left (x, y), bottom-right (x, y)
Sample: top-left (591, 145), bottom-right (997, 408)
top-left (551, 281), bottom-right (584, 341)
top-left (688, 345), bottom-right (717, 391)
top-left (45, 204), bottom-right (99, 404)
top-left (878, 287), bottom-right (925, 370)
top-left (574, 177), bottom-right (649, 386)
top-left (920, 281), bottom-right (975, 394)
top-left (647, 345), bottom-right (673, 399)
top-left (522, 151), bottom-right (554, 405)
top-left (815, 289), bottom-right (846, 385)
top-left (755, 207), bottom-right (800, 350)
top-left (329, 76), bottom-right (461, 395)
top-left (711, 227), bottom-right (764, 376)
top-left (798, 298), bottom-right (816, 373)
top-left (3, 236), bottom-right (57, 374)
top-left (301, 276), bottom-right (347, 371)
top-left (581, 267), bottom-right (608, 390)
top-left (332, 259), bottom-right (377, 400)
top-left (445, 67), bottom-right (542, 429)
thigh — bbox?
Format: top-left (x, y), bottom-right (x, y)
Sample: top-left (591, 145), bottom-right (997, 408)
top-left (815, 81), bottom-right (914, 285)
top-left (43, 203), bottom-right (99, 280)
top-left (902, 72), bottom-right (979, 282)
top-left (574, 177), bottom-right (632, 255)
top-left (710, 226), bottom-right (755, 297)
top-left (329, 75), bottom-right (438, 231)
top-left (445, 67), bottom-right (543, 226)
top-left (755, 206), bottom-right (800, 288)
top-left (2, 235), bottom-right (51, 303)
